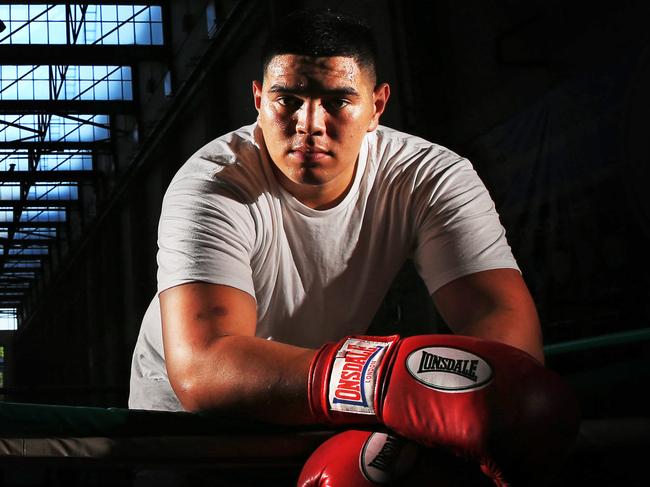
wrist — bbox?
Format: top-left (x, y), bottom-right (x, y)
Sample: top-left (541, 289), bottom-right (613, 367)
top-left (308, 335), bottom-right (400, 424)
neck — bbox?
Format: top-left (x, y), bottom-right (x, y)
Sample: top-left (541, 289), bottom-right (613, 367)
top-left (272, 162), bottom-right (357, 210)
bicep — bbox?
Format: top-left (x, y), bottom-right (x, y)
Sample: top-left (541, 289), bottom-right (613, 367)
top-left (432, 269), bottom-right (533, 328)
top-left (412, 159), bottom-right (517, 296)
top-left (160, 282), bottom-right (257, 377)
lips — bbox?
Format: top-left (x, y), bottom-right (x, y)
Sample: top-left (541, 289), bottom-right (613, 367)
top-left (289, 146), bottom-right (330, 162)
top-left (291, 145), bottom-right (329, 153)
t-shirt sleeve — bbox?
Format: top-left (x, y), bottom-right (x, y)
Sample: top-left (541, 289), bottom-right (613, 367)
top-left (156, 175), bottom-right (256, 298)
top-left (412, 156), bottom-right (519, 294)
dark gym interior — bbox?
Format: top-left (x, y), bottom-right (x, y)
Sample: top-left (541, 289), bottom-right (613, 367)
top-left (0, 1), bottom-right (648, 485)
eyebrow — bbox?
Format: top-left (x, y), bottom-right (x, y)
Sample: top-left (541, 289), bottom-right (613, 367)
top-left (267, 84), bottom-right (360, 96)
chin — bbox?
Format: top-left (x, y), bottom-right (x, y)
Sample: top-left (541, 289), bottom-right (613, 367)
top-left (291, 171), bottom-right (326, 187)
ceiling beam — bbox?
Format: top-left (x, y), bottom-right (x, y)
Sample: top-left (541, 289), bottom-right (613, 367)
top-left (0, 170), bottom-right (98, 183)
top-left (0, 101), bottom-right (135, 115)
top-left (0, 221), bottom-right (66, 229)
top-left (0, 239), bottom-right (54, 246)
top-left (0, 200), bottom-right (78, 208)
top-left (0, 276), bottom-right (37, 283)
top-left (0, 0), bottom-right (166, 5)
top-left (1, 255), bottom-right (46, 261)
top-left (0, 45), bottom-right (169, 64)
top-left (0, 142), bottom-right (109, 150)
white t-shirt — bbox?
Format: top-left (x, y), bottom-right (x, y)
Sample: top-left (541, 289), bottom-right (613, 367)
top-left (128, 123), bottom-right (518, 411)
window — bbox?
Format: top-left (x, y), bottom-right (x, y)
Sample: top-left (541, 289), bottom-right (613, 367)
top-left (0, 114), bottom-right (110, 143)
top-left (163, 70), bottom-right (172, 97)
top-left (206, 1), bottom-right (218, 39)
top-left (0, 65), bottom-right (133, 101)
top-left (0, 3), bottom-right (164, 313)
top-left (0, 4), bottom-right (164, 45)
top-left (0, 150), bottom-right (93, 172)
top-left (0, 311), bottom-right (17, 331)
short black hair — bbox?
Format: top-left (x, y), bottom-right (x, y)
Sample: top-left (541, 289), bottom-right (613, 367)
top-left (261, 9), bottom-right (378, 83)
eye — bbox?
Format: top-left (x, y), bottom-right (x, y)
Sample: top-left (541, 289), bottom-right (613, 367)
top-left (324, 98), bottom-right (350, 111)
top-left (276, 96), bottom-right (302, 110)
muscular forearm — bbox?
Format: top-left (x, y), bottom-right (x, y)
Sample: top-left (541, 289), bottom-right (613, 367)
top-left (167, 335), bottom-right (317, 423)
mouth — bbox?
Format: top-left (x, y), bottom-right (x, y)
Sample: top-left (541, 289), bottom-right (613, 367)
top-left (289, 146), bottom-right (331, 162)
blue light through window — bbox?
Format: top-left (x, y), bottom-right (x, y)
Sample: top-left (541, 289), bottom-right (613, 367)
top-left (0, 5), bottom-right (163, 45)
top-left (0, 65), bottom-right (133, 101)
top-left (9, 246), bottom-right (49, 256)
top-left (0, 183), bottom-right (78, 200)
top-left (0, 114), bottom-right (110, 143)
top-left (0, 208), bottom-right (66, 223)
top-left (13, 228), bottom-right (58, 239)
top-left (19, 208), bottom-right (67, 223)
top-left (5, 261), bottom-right (41, 269)
top-left (2, 271), bottom-right (37, 279)
top-left (0, 150), bottom-right (93, 172)
top-left (0, 309), bottom-right (17, 331)
top-left (28, 183), bottom-right (78, 200)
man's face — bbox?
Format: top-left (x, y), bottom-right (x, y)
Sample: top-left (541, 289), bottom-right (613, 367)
top-left (253, 54), bottom-right (389, 205)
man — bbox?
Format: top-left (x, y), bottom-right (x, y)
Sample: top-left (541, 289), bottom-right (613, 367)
top-left (128, 11), bottom-right (577, 483)
top-left (130, 8), bottom-right (542, 415)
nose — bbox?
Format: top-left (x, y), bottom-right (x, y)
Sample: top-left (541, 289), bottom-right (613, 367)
top-left (295, 100), bottom-right (325, 136)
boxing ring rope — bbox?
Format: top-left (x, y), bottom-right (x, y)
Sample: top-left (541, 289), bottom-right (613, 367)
top-left (0, 402), bottom-right (334, 462)
top-left (543, 327), bottom-right (650, 356)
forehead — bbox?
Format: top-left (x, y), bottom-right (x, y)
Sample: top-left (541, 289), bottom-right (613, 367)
top-left (263, 54), bottom-right (372, 91)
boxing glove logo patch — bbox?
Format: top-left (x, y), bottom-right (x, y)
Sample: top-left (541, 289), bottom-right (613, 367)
top-left (360, 432), bottom-right (418, 483)
top-left (405, 347), bottom-right (493, 392)
top-left (328, 337), bottom-right (395, 415)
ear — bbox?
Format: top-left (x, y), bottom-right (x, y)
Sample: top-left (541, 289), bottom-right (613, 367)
top-left (367, 82), bottom-right (391, 132)
top-left (252, 80), bottom-right (263, 112)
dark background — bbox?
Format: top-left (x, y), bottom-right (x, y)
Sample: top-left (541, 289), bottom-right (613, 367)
top-left (1, 0), bottom-right (648, 421)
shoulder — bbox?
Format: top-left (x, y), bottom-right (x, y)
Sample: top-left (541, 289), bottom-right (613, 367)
top-left (367, 126), bottom-right (471, 187)
top-left (165, 124), bottom-right (272, 206)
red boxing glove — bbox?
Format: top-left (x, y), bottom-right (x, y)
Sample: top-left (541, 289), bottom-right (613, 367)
top-left (297, 430), bottom-right (420, 486)
top-left (308, 334), bottom-right (580, 486)
top-left (298, 429), bottom-right (492, 486)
